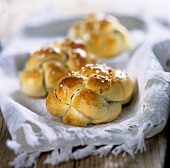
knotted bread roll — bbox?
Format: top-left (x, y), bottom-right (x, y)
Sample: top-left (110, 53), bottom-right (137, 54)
top-left (46, 64), bottom-right (133, 127)
top-left (68, 13), bottom-right (132, 59)
top-left (19, 39), bottom-right (96, 97)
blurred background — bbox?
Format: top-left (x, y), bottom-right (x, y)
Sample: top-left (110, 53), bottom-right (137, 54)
top-left (0, 0), bottom-right (170, 44)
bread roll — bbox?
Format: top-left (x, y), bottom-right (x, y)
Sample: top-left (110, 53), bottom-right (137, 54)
top-left (68, 13), bottom-right (132, 59)
top-left (19, 39), bottom-right (96, 97)
top-left (46, 64), bottom-right (133, 127)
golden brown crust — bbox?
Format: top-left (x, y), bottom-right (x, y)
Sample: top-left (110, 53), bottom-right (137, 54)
top-left (42, 61), bottom-right (68, 91)
top-left (20, 39), bottom-right (96, 97)
top-left (46, 64), bottom-right (133, 127)
top-left (19, 67), bottom-right (47, 97)
top-left (26, 47), bottom-right (66, 70)
top-left (63, 107), bottom-right (89, 126)
top-left (68, 13), bottom-right (132, 58)
top-left (46, 86), bottom-right (70, 117)
top-left (57, 76), bottom-right (85, 104)
top-left (72, 88), bottom-right (108, 120)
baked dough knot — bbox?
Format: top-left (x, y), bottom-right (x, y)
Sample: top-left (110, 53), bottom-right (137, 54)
top-left (19, 39), bottom-right (96, 97)
top-left (69, 13), bottom-right (133, 59)
top-left (46, 64), bottom-right (133, 127)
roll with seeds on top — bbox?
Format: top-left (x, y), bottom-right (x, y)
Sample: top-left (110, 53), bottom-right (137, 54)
top-left (68, 13), bottom-right (133, 59)
top-left (19, 39), bottom-right (96, 97)
top-left (46, 64), bottom-right (133, 127)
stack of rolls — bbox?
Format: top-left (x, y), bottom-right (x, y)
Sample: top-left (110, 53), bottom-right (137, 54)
top-left (19, 13), bottom-right (134, 127)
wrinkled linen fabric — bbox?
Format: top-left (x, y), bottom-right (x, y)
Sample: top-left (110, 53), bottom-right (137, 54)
top-left (0, 15), bottom-right (170, 168)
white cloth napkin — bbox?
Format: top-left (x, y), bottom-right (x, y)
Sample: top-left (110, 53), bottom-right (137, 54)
top-left (0, 14), bottom-right (170, 168)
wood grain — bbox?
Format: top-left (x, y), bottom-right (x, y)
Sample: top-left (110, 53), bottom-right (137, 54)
top-left (0, 111), bottom-right (167, 168)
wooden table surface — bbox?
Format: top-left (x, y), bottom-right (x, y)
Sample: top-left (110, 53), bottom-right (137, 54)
top-left (0, 1), bottom-right (169, 168)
